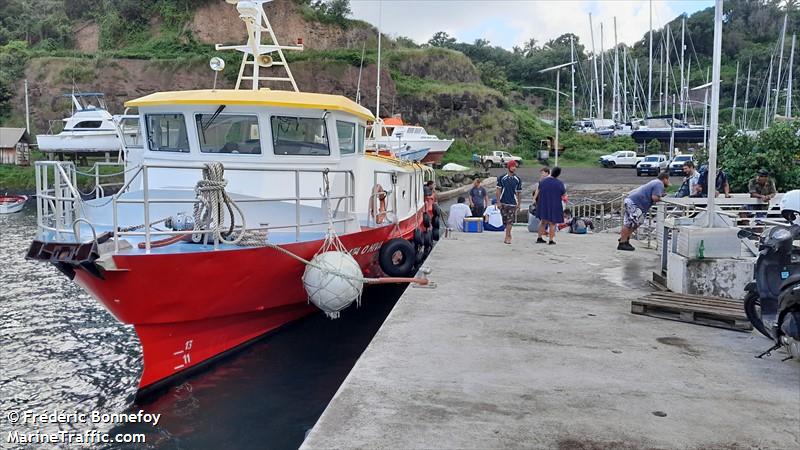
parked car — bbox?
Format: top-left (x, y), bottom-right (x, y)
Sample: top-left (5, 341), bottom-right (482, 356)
top-left (667, 154), bottom-right (694, 175)
top-left (599, 150), bottom-right (643, 168)
top-left (636, 154), bottom-right (669, 176)
top-left (479, 151), bottom-right (523, 168)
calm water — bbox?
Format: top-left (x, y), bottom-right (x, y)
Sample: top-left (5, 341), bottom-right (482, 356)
top-left (0, 207), bottom-right (405, 449)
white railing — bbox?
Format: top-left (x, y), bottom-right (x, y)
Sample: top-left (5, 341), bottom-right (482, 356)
top-left (35, 161), bottom-right (357, 254)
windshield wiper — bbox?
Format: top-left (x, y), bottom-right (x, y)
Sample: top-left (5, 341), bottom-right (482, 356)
top-left (202, 105), bottom-right (226, 131)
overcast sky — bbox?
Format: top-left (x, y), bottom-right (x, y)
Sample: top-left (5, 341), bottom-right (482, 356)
top-left (349, 1), bottom-right (715, 50)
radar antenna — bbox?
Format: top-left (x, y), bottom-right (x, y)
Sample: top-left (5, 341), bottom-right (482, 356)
top-left (216, 0), bottom-right (304, 91)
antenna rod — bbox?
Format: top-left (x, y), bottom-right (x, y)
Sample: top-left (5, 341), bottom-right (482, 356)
top-left (648, 0), bottom-right (653, 116)
top-left (787, 34), bottom-right (796, 118)
top-left (356, 41), bottom-right (366, 105)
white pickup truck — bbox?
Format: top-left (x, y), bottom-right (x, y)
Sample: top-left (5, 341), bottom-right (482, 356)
top-left (599, 150), bottom-right (643, 168)
top-left (479, 151), bottom-right (523, 168)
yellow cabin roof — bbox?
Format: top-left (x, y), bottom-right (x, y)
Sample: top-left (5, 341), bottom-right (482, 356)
top-left (125, 89), bottom-right (374, 121)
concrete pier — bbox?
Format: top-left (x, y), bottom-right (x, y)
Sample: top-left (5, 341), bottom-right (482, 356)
top-left (302, 231), bottom-right (800, 449)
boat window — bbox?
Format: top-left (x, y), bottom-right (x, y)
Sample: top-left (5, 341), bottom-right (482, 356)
top-left (195, 114), bottom-right (261, 154)
top-left (357, 125), bottom-right (365, 153)
top-left (271, 116), bottom-right (329, 156)
top-left (74, 121), bottom-right (103, 129)
top-left (337, 121), bottom-right (356, 155)
top-left (146, 114), bottom-right (190, 153)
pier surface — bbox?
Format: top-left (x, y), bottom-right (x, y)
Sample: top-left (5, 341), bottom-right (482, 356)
top-left (302, 231), bottom-right (800, 449)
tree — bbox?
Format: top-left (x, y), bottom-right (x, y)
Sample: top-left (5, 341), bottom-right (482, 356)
top-left (522, 38), bottom-right (538, 57)
top-left (428, 31), bottom-right (456, 48)
top-left (646, 139), bottom-right (662, 154)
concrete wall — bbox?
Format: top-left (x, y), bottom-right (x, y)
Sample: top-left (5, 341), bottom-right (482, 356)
top-left (666, 252), bottom-right (755, 299)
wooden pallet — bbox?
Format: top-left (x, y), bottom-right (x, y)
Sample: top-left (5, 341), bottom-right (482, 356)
top-left (631, 291), bottom-right (752, 332)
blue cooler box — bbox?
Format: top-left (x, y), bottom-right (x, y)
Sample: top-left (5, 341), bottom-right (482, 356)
top-left (463, 217), bottom-right (484, 233)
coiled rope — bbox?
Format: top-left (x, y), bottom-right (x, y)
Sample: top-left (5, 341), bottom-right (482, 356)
top-left (192, 162), bottom-right (246, 245)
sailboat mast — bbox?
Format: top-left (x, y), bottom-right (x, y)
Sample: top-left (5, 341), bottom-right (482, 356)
top-left (590, 14), bottom-right (600, 118)
top-left (613, 17), bottom-right (620, 122)
top-left (787, 34), bottom-right (795, 118)
top-left (570, 35), bottom-right (576, 118)
top-left (731, 61), bottom-right (739, 126)
top-left (633, 58), bottom-right (638, 118)
top-left (648, 0), bottom-right (653, 116)
top-left (743, 58), bottom-right (751, 129)
top-left (705, 0), bottom-right (724, 227)
top-left (765, 55), bottom-right (773, 129)
top-left (623, 46), bottom-right (629, 122)
top-left (600, 22), bottom-right (605, 119)
top-left (664, 24), bottom-right (670, 116)
top-left (659, 41), bottom-right (664, 114)
top-left (680, 16), bottom-right (686, 115)
top-left (774, 14), bottom-right (788, 119)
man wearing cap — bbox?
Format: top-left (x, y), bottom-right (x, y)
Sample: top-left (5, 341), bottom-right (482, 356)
top-left (496, 160), bottom-right (522, 244)
top-left (748, 169), bottom-right (777, 205)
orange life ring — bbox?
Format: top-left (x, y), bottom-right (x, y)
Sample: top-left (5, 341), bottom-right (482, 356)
top-left (370, 184), bottom-right (388, 224)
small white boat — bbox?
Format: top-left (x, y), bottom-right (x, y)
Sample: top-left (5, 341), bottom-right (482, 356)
top-left (0, 195), bottom-right (28, 214)
top-left (36, 93), bottom-right (135, 155)
top-left (396, 147), bottom-right (430, 161)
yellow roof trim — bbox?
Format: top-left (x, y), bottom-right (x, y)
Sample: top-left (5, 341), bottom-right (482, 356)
top-left (125, 89), bottom-right (374, 121)
top-left (365, 153), bottom-right (425, 170)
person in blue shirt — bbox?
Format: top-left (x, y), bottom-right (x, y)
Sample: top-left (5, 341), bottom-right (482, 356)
top-left (495, 160), bottom-right (522, 244)
top-left (618, 171), bottom-right (670, 251)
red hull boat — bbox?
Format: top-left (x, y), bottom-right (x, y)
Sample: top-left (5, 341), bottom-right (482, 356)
top-left (26, 0), bottom-right (439, 392)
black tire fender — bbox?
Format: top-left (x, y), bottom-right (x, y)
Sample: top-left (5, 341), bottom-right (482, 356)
top-left (422, 212), bottom-right (431, 228)
top-left (432, 228), bottom-right (440, 241)
top-left (413, 228), bottom-right (424, 245)
top-left (423, 229), bottom-right (433, 247)
top-left (378, 238), bottom-right (417, 277)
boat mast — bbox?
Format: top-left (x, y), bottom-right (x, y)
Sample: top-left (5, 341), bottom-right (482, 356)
top-left (731, 61), bottom-right (739, 126)
top-left (664, 24), bottom-right (670, 117)
top-left (743, 58), bottom-right (751, 129)
top-left (623, 46), bottom-right (629, 122)
top-left (680, 16), bottom-right (686, 115)
top-left (613, 17), bottom-right (620, 123)
top-left (787, 34), bottom-right (796, 118)
top-left (659, 40), bottom-right (664, 114)
top-left (590, 14), bottom-right (600, 118)
top-left (375, 0), bottom-right (382, 122)
top-left (765, 54), bottom-right (773, 129)
top-left (570, 35), bottom-right (576, 118)
top-left (648, 0), bottom-right (653, 116)
top-left (355, 41), bottom-right (366, 105)
top-left (600, 22), bottom-right (605, 119)
top-left (632, 58), bottom-right (638, 118)
top-left (774, 14), bottom-right (788, 119)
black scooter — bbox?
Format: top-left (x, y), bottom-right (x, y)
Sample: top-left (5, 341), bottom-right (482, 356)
top-left (740, 224), bottom-right (800, 361)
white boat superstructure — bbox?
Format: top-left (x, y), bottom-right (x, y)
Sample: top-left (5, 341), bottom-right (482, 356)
top-left (36, 93), bottom-right (135, 154)
top-left (367, 123), bottom-right (453, 163)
